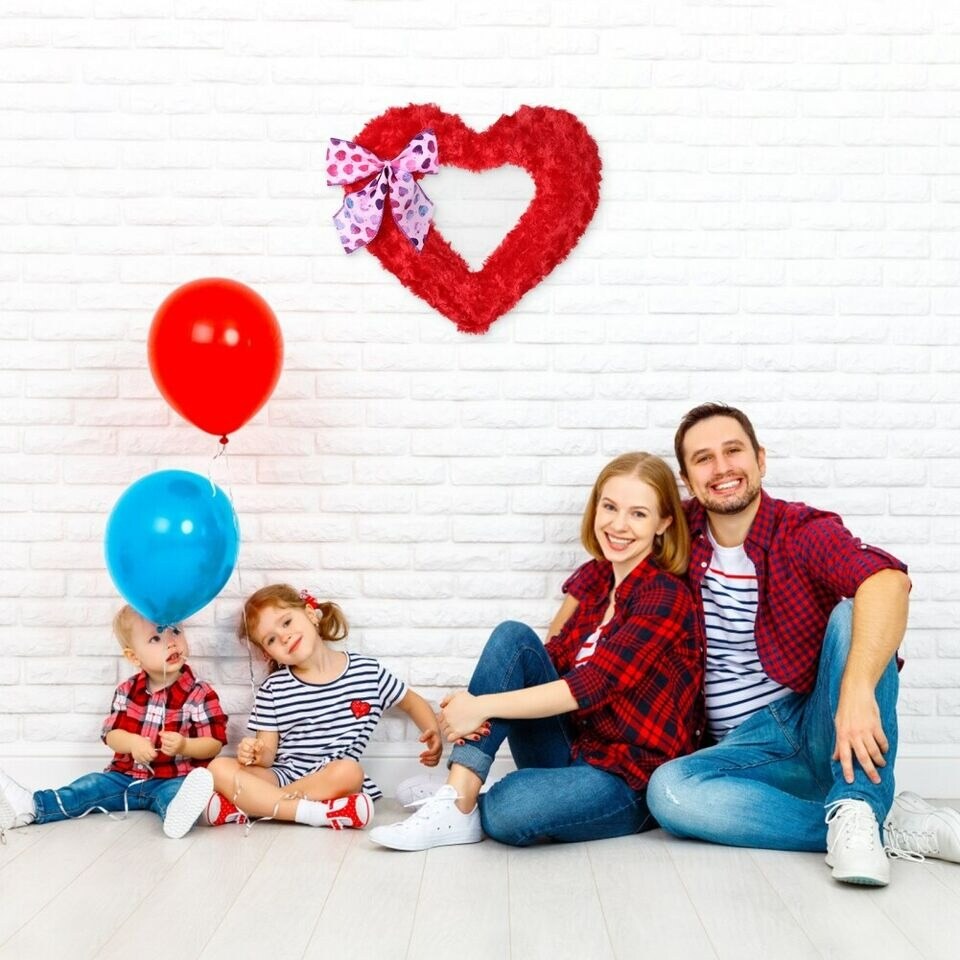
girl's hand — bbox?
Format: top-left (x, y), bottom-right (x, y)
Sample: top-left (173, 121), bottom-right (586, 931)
top-left (438, 692), bottom-right (490, 743)
top-left (237, 736), bottom-right (262, 766)
top-left (130, 735), bottom-right (158, 765)
top-left (159, 731), bottom-right (186, 757)
top-left (418, 727), bottom-right (443, 767)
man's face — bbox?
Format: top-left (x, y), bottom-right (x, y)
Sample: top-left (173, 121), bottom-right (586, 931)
top-left (680, 416), bottom-right (766, 516)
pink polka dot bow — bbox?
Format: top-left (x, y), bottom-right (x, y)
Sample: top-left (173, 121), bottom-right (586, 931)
top-left (326, 130), bottom-right (439, 254)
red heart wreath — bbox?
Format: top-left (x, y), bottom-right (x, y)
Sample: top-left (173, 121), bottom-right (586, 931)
top-left (343, 104), bottom-right (602, 335)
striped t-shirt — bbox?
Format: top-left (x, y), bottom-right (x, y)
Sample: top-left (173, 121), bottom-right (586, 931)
top-left (248, 652), bottom-right (407, 800)
top-left (702, 531), bottom-right (790, 740)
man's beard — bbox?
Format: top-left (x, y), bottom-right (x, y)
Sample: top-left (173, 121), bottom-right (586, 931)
top-left (701, 477), bottom-right (762, 515)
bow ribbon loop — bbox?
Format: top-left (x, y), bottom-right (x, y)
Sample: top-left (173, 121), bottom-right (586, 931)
top-left (326, 130), bottom-right (439, 254)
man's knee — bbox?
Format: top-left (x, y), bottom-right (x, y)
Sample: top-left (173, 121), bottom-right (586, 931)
top-left (646, 759), bottom-right (697, 835)
top-left (825, 599), bottom-right (853, 645)
top-left (820, 599), bottom-right (854, 671)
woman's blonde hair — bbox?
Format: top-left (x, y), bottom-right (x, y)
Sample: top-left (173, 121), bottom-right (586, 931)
top-left (580, 452), bottom-right (691, 576)
top-left (238, 583), bottom-right (348, 673)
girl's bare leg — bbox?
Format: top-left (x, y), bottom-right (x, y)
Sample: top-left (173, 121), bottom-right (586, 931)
top-left (208, 757), bottom-right (364, 821)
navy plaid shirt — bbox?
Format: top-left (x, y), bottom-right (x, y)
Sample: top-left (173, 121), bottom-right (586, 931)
top-left (551, 555), bottom-right (703, 790)
top-left (685, 490), bottom-right (908, 695)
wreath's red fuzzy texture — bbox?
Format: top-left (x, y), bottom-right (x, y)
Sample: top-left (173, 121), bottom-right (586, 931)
top-left (347, 104), bottom-right (602, 335)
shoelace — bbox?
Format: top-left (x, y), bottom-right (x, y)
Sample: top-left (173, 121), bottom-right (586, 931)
top-left (2, 774), bottom-right (153, 844)
top-left (231, 772), bottom-right (296, 837)
top-left (883, 824), bottom-right (935, 863)
top-left (398, 790), bottom-right (464, 826)
top-left (825, 800), bottom-right (883, 852)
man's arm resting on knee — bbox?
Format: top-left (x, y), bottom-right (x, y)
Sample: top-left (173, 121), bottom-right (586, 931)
top-left (834, 568), bottom-right (910, 785)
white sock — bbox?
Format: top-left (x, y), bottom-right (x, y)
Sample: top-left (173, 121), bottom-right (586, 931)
top-left (295, 799), bottom-right (331, 827)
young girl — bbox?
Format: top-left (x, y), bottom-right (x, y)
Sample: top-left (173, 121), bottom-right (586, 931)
top-left (207, 585), bottom-right (442, 830)
top-left (370, 452), bottom-right (703, 850)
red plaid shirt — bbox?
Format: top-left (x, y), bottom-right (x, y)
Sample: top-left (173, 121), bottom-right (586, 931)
top-left (551, 556), bottom-right (703, 790)
top-left (101, 664), bottom-right (229, 780)
top-left (685, 491), bottom-right (908, 695)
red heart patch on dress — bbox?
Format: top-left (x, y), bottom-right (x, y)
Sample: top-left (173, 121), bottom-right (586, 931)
top-left (343, 104), bottom-right (601, 334)
top-left (350, 699), bottom-right (371, 719)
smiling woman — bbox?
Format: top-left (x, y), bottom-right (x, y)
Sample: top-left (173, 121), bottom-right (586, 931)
top-left (368, 452), bottom-right (704, 852)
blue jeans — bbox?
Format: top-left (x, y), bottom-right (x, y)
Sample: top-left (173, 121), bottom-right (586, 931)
top-left (33, 771), bottom-right (188, 824)
top-left (646, 600), bottom-right (899, 852)
top-left (450, 620), bottom-right (653, 847)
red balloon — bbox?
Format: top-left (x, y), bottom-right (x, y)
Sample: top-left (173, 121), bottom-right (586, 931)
top-left (148, 278), bottom-right (283, 440)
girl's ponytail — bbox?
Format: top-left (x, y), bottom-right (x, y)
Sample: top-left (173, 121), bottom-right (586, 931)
top-left (313, 600), bottom-right (348, 644)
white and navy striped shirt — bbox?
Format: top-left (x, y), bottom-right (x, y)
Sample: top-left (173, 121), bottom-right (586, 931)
top-left (702, 531), bottom-right (790, 740)
top-left (249, 653), bottom-right (407, 799)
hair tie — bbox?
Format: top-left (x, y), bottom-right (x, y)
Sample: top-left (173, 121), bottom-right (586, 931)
top-left (299, 589), bottom-right (319, 610)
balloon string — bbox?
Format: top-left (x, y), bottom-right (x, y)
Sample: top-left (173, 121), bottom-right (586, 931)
top-left (212, 443), bottom-right (260, 722)
top-left (208, 438), bottom-right (228, 496)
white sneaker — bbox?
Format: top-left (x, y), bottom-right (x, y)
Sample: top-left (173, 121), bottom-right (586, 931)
top-left (884, 791), bottom-right (960, 863)
top-left (825, 799), bottom-right (890, 886)
top-left (395, 772), bottom-right (448, 808)
top-left (0, 768), bottom-right (37, 841)
top-left (163, 768), bottom-right (214, 839)
top-left (369, 785), bottom-right (483, 851)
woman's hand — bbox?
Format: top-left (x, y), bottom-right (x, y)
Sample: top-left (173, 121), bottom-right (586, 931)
top-left (438, 692), bottom-right (491, 743)
top-left (237, 736), bottom-right (263, 767)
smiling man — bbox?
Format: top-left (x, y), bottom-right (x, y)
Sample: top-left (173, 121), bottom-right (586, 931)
top-left (645, 402), bottom-right (960, 886)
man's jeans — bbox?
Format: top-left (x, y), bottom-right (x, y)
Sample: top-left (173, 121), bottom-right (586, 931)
top-left (646, 600), bottom-right (899, 852)
top-left (450, 620), bottom-right (653, 847)
top-left (33, 770), bottom-right (188, 824)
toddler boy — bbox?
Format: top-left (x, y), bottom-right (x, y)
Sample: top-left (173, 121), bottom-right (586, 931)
top-left (0, 605), bottom-right (228, 841)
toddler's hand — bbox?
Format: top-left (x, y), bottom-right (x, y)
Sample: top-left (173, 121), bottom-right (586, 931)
top-left (418, 727), bottom-right (443, 767)
top-left (237, 736), bottom-right (262, 766)
top-left (130, 736), bottom-right (158, 765)
top-left (159, 731), bottom-right (186, 757)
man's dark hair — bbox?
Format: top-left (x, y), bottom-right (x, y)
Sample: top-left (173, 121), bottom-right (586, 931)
top-left (674, 403), bottom-right (762, 476)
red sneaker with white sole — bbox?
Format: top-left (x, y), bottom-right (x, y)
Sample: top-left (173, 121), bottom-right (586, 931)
top-left (323, 792), bottom-right (373, 830)
top-left (201, 791), bottom-right (249, 827)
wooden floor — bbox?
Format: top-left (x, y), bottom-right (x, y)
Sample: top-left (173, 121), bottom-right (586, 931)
top-left (2, 800), bottom-right (960, 960)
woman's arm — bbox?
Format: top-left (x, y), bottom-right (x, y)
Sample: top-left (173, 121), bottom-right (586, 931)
top-left (439, 680), bottom-right (578, 742)
top-left (547, 595), bottom-right (579, 640)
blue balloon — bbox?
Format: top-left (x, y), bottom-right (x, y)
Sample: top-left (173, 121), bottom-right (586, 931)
top-left (105, 470), bottom-right (240, 626)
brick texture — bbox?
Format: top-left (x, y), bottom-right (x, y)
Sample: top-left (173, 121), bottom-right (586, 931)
top-left (1, 2), bottom-right (958, 778)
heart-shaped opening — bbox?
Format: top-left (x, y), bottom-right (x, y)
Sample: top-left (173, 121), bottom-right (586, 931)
top-left (347, 104), bottom-right (601, 333)
top-left (426, 165), bottom-right (536, 272)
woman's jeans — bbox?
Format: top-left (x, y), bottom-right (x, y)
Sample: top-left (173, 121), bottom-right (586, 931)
top-left (33, 771), bottom-right (188, 824)
top-left (450, 620), bottom-right (653, 847)
top-left (646, 600), bottom-right (899, 852)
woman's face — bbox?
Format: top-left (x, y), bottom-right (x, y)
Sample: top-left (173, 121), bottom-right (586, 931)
top-left (593, 474), bottom-right (672, 580)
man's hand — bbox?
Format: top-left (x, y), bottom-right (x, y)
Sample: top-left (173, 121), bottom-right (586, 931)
top-left (159, 731), bottom-right (186, 757)
top-left (130, 735), bottom-right (158, 765)
top-left (833, 687), bottom-right (888, 785)
top-left (417, 727), bottom-right (443, 767)
top-left (237, 736), bottom-right (263, 767)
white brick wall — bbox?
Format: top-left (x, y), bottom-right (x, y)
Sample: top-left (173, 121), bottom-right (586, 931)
top-left (2, 0), bottom-right (960, 794)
